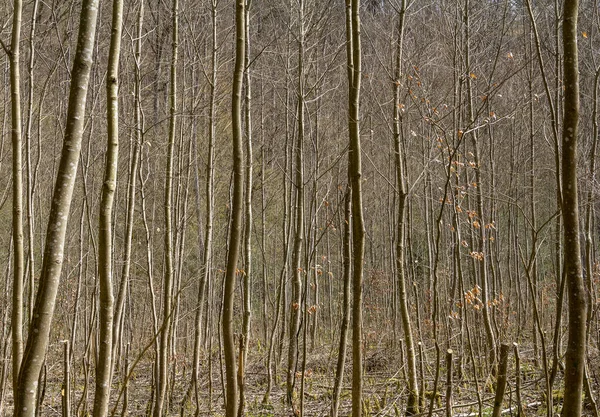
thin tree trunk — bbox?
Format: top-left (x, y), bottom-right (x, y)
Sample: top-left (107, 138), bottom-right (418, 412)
top-left (155, 0), bottom-right (178, 414)
top-left (491, 344), bottom-right (510, 417)
top-left (345, 1), bottom-right (365, 415)
top-left (190, 1), bottom-right (218, 414)
top-left (112, 0), bottom-right (143, 366)
top-left (14, 1), bottom-right (99, 415)
top-left (93, 0), bottom-right (123, 414)
top-left (239, 2), bottom-right (253, 413)
top-left (8, 0), bottom-right (24, 395)
top-left (223, 0), bottom-right (246, 415)
top-left (330, 188), bottom-right (351, 417)
top-left (24, 0), bottom-right (40, 328)
top-left (392, 2), bottom-right (418, 414)
top-left (287, 0), bottom-right (305, 406)
top-left (62, 341), bottom-right (70, 417)
top-left (445, 349), bottom-right (453, 417)
top-left (561, 0), bottom-right (586, 414)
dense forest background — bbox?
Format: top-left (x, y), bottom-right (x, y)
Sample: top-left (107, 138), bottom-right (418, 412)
top-left (0, 0), bottom-right (598, 415)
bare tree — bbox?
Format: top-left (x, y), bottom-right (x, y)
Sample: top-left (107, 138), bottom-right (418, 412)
top-left (239, 1), bottom-right (253, 413)
top-left (287, 0), bottom-right (305, 407)
top-left (345, 0), bottom-right (365, 415)
top-left (561, 0), bottom-right (586, 414)
top-left (14, 1), bottom-right (99, 415)
top-left (223, 0), bottom-right (246, 415)
top-left (155, 0), bottom-right (179, 414)
top-left (392, 2), bottom-right (419, 413)
top-left (92, 0), bottom-right (123, 415)
top-left (6, 0), bottom-right (24, 397)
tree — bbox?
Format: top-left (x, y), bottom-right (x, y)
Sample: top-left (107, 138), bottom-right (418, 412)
top-left (330, 187), bottom-right (351, 417)
top-left (287, 0), bottom-right (306, 407)
top-left (187, 1), bottom-right (218, 414)
top-left (345, 0), bottom-right (365, 415)
top-left (6, 0), bottom-right (24, 397)
top-left (223, 0), bottom-right (246, 415)
top-left (392, 2), bottom-right (419, 413)
top-left (239, 1), bottom-right (253, 413)
top-left (561, 0), bottom-right (586, 414)
top-left (154, 0), bottom-right (179, 414)
top-left (14, 1), bottom-right (99, 415)
top-left (92, 0), bottom-right (123, 415)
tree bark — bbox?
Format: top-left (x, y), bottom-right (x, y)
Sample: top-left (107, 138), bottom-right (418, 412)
top-left (154, 0), bottom-right (178, 415)
top-left (345, 1), bottom-right (365, 416)
top-left (561, 0), bottom-right (586, 414)
top-left (112, 0), bottom-right (143, 371)
top-left (223, 0), bottom-right (246, 415)
top-left (287, 0), bottom-right (305, 406)
top-left (190, 1), bottom-right (217, 413)
top-left (9, 0), bottom-right (24, 397)
top-left (14, 1), bottom-right (99, 415)
top-left (330, 188), bottom-right (351, 417)
top-left (392, 2), bottom-right (418, 414)
top-left (491, 344), bottom-right (510, 417)
top-left (239, 2), bottom-right (253, 413)
top-left (92, 0), bottom-right (123, 415)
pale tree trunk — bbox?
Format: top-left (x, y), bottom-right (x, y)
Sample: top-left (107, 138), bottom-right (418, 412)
top-left (345, 1), bottom-right (365, 416)
top-left (392, 2), bottom-right (418, 414)
top-left (92, 0), bottom-right (123, 414)
top-left (139, 142), bottom-right (160, 405)
top-left (239, 1), bottom-right (253, 413)
top-left (8, 0), bottom-right (24, 396)
top-left (287, 0), bottom-right (305, 407)
top-left (155, 0), bottom-right (178, 414)
top-left (14, 1), bottom-right (99, 415)
top-left (190, 1), bottom-right (217, 414)
top-left (561, 0), bottom-right (586, 414)
top-left (223, 0), bottom-right (246, 415)
top-left (25, 0), bottom-right (40, 328)
top-left (112, 0), bottom-right (143, 370)
top-left (278, 11), bottom-right (293, 369)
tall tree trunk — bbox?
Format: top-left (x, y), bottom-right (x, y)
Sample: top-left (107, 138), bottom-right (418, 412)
top-left (190, 1), bottom-right (218, 414)
top-left (239, 2), bottom-right (253, 413)
top-left (561, 0), bottom-right (586, 414)
top-left (92, 0), bottom-right (123, 414)
top-left (345, 1), bottom-right (365, 416)
top-left (155, 0), bottom-right (178, 414)
top-left (9, 0), bottom-right (24, 396)
top-left (393, 3), bottom-right (418, 414)
top-left (112, 0), bottom-right (143, 371)
top-left (223, 0), bottom-right (246, 415)
top-left (24, 0), bottom-right (40, 328)
top-left (287, 0), bottom-right (305, 406)
top-left (14, 1), bottom-right (99, 415)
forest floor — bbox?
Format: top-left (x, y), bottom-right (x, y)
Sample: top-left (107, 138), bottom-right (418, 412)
top-left (2, 343), bottom-right (598, 416)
